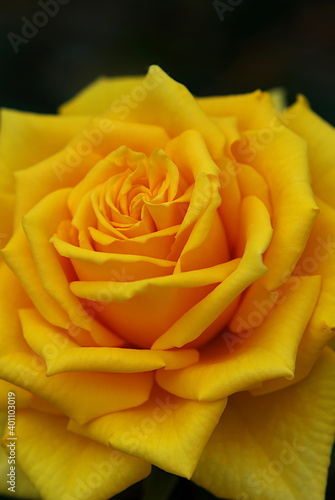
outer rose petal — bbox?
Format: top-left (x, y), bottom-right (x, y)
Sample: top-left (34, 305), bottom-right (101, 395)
top-left (151, 195), bottom-right (272, 350)
top-left (0, 110), bottom-right (90, 244)
top-left (0, 109), bottom-right (91, 180)
top-left (62, 65), bottom-right (225, 159)
top-left (0, 109), bottom-right (90, 222)
top-left (233, 126), bottom-right (319, 290)
top-left (156, 275), bottom-right (320, 400)
top-left (2, 225), bottom-right (84, 341)
top-left (21, 308), bottom-right (199, 374)
top-left (0, 266), bottom-right (154, 425)
top-left (286, 95), bottom-right (335, 210)
top-left (0, 346), bottom-right (154, 425)
top-left (197, 89), bottom-right (276, 130)
top-left (0, 262), bottom-right (32, 353)
top-left (0, 192), bottom-right (13, 252)
top-left (3, 410), bottom-right (150, 500)
top-left (251, 197), bottom-right (335, 395)
top-left (68, 387), bottom-right (227, 479)
top-left (5, 187), bottom-right (126, 347)
top-left (13, 118), bottom-right (169, 225)
top-left (59, 74), bottom-right (145, 115)
top-left (192, 347), bottom-right (335, 500)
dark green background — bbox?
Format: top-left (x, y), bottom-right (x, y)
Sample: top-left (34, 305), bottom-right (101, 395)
top-left (1, 0), bottom-right (335, 124)
top-left (0, 0), bottom-right (334, 498)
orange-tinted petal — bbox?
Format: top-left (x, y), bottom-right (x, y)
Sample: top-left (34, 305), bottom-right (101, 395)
top-left (21, 308), bottom-right (199, 375)
top-left (22, 187), bottom-right (124, 347)
top-left (152, 195), bottom-right (272, 350)
top-left (156, 276), bottom-right (320, 400)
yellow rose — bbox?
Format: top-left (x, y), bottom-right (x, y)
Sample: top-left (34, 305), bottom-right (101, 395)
top-left (0, 66), bottom-right (334, 500)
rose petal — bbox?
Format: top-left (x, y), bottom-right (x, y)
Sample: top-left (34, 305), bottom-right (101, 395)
top-left (60, 74), bottom-right (145, 114)
top-left (21, 308), bottom-right (199, 374)
top-left (52, 235), bottom-right (176, 281)
top-left (287, 95), bottom-right (335, 209)
top-left (13, 118), bottom-right (169, 225)
top-left (197, 117), bottom-right (242, 249)
top-left (165, 130), bottom-right (221, 179)
top-left (234, 126), bottom-right (319, 290)
top-left (251, 197), bottom-right (335, 395)
top-left (229, 281), bottom-right (278, 333)
top-left (62, 66), bottom-right (225, 159)
top-left (211, 116), bottom-right (241, 146)
top-left (18, 188), bottom-right (124, 346)
top-left (0, 265), bottom-right (153, 423)
top-left (0, 108), bottom-right (90, 189)
top-left (89, 225), bottom-right (179, 260)
top-left (1, 226), bottom-right (95, 345)
top-left (197, 90), bottom-right (276, 130)
top-left (0, 262), bottom-right (33, 354)
top-left (192, 347), bottom-right (335, 500)
top-left (156, 275), bottom-right (320, 400)
top-left (71, 260), bottom-right (239, 348)
top-left (236, 162), bottom-right (271, 213)
top-left (0, 109), bottom-right (88, 247)
top-left (165, 176), bottom-right (228, 272)
top-left (68, 146), bottom-right (148, 214)
top-left (3, 409), bottom-right (150, 500)
top-left (0, 348), bottom-right (154, 425)
top-left (151, 195), bottom-right (272, 350)
top-left (70, 260), bottom-right (240, 302)
top-left (68, 386), bottom-right (227, 479)
top-left (164, 131), bottom-right (230, 270)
